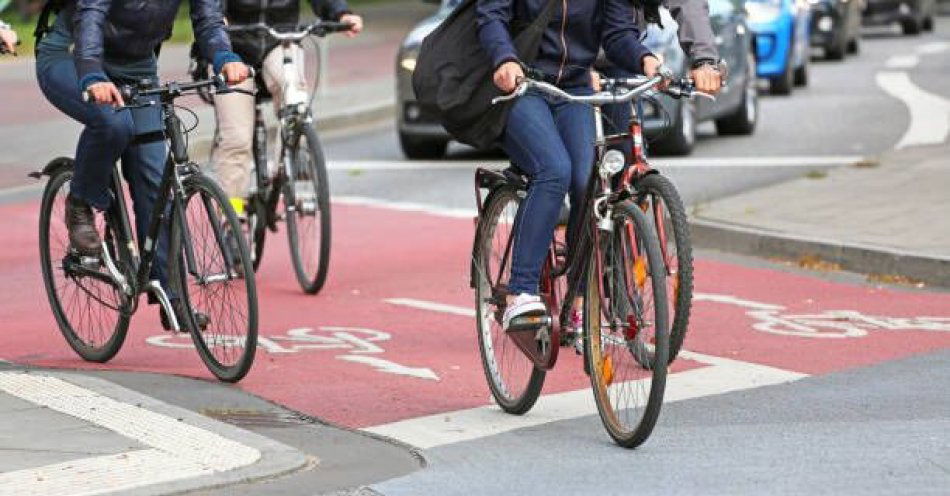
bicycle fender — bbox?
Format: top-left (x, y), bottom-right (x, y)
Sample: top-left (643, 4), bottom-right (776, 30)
top-left (30, 157), bottom-right (75, 180)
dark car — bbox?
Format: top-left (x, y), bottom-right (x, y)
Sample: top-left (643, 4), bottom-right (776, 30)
top-left (862, 0), bottom-right (937, 34)
top-left (395, 0), bottom-right (757, 158)
top-left (809, 0), bottom-right (862, 59)
top-left (644, 0), bottom-right (759, 155)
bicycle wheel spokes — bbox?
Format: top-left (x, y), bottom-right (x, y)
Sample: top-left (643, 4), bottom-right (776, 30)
top-left (39, 168), bottom-right (129, 362)
top-left (285, 123), bottom-right (331, 294)
top-left (587, 202), bottom-right (668, 448)
top-left (172, 176), bottom-right (258, 382)
top-left (475, 188), bottom-right (544, 414)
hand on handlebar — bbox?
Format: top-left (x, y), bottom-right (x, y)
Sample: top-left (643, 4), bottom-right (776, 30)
top-left (690, 63), bottom-right (722, 95)
top-left (642, 54), bottom-right (668, 90)
top-left (86, 82), bottom-right (125, 107)
top-left (221, 62), bottom-right (252, 85)
top-left (493, 61), bottom-right (525, 94)
top-left (339, 14), bottom-right (363, 38)
top-left (0, 27), bottom-right (18, 55)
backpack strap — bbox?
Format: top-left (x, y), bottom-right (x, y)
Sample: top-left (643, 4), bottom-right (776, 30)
top-left (34, 0), bottom-right (62, 43)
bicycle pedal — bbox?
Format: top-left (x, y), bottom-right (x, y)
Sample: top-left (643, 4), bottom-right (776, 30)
top-left (507, 314), bottom-right (552, 332)
top-left (78, 255), bottom-right (102, 269)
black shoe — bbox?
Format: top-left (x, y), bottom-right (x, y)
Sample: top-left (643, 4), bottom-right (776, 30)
top-left (65, 194), bottom-right (102, 256)
top-left (160, 300), bottom-right (210, 332)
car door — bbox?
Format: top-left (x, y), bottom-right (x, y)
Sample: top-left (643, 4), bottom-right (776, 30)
top-left (702, 0), bottom-right (744, 118)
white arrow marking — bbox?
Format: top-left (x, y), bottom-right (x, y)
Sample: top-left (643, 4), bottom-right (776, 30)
top-left (884, 54), bottom-right (920, 70)
top-left (338, 355), bottom-right (440, 381)
top-left (876, 71), bottom-right (950, 149)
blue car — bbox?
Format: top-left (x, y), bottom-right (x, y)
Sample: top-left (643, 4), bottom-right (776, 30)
top-left (746, 0), bottom-right (812, 95)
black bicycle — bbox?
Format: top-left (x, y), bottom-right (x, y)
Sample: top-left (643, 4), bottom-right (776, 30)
top-left (223, 21), bottom-right (351, 294)
top-left (34, 76), bottom-right (259, 382)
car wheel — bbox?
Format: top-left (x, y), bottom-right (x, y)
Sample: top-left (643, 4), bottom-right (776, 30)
top-left (901, 17), bottom-right (921, 35)
top-left (715, 52), bottom-right (758, 136)
top-left (826, 35), bottom-right (846, 60)
top-left (847, 36), bottom-right (859, 54)
top-left (769, 57), bottom-right (794, 95)
top-left (399, 132), bottom-right (448, 159)
top-left (922, 16), bottom-right (934, 32)
top-left (650, 100), bottom-right (695, 156)
top-left (794, 56), bottom-right (808, 87)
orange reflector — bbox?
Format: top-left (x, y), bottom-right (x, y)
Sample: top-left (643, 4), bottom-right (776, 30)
top-left (634, 258), bottom-right (647, 287)
top-left (601, 356), bottom-right (614, 386)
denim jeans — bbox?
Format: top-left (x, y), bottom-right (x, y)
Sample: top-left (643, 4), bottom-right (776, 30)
top-left (601, 66), bottom-right (635, 160)
top-left (503, 87), bottom-right (595, 295)
top-left (36, 48), bottom-right (172, 292)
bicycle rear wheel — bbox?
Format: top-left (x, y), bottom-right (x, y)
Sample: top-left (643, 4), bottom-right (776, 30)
top-left (284, 122), bottom-right (331, 294)
top-left (637, 174), bottom-right (693, 363)
top-left (473, 187), bottom-right (545, 414)
top-left (586, 201), bottom-right (669, 448)
top-left (39, 165), bottom-right (131, 362)
top-left (169, 173), bottom-right (258, 382)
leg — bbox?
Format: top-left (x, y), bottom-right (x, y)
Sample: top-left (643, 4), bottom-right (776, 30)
top-left (552, 89), bottom-right (596, 250)
top-left (601, 65), bottom-right (634, 161)
top-left (503, 93), bottom-right (573, 296)
top-left (120, 139), bottom-right (170, 288)
top-left (209, 79), bottom-right (256, 202)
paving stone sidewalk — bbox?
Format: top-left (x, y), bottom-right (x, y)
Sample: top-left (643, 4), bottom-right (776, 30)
top-left (691, 143), bottom-right (950, 287)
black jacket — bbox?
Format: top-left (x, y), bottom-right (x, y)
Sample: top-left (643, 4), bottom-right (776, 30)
top-left (476, 0), bottom-right (653, 87)
top-left (223, 0), bottom-right (351, 66)
top-left (64, 0), bottom-right (234, 88)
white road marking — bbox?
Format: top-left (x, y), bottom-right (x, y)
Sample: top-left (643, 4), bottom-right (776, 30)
top-left (916, 41), bottom-right (950, 55)
top-left (385, 298), bottom-right (477, 317)
top-left (365, 351), bottom-right (806, 449)
top-left (0, 372), bottom-right (260, 496)
top-left (876, 71), bottom-right (950, 149)
top-left (333, 195), bottom-right (477, 219)
top-left (884, 54), bottom-right (920, 70)
top-left (338, 355), bottom-right (440, 381)
top-left (328, 156), bottom-right (863, 172)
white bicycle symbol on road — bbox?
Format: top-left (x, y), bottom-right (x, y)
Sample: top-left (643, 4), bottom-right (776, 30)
top-left (696, 293), bottom-right (950, 339)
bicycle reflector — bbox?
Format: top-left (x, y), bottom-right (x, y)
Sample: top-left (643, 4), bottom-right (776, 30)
top-left (599, 150), bottom-right (625, 179)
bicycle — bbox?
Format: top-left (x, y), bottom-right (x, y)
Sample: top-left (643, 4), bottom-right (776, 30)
top-left (34, 76), bottom-right (259, 382)
top-left (471, 70), bottom-right (700, 448)
top-left (223, 20), bottom-right (351, 294)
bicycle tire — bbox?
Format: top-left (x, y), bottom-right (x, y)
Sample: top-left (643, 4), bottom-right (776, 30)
top-left (39, 165), bottom-right (131, 362)
top-left (473, 186), bottom-right (545, 414)
top-left (284, 122), bottom-right (331, 294)
top-left (637, 174), bottom-right (693, 363)
top-left (169, 172), bottom-right (258, 382)
top-left (586, 201), bottom-right (669, 448)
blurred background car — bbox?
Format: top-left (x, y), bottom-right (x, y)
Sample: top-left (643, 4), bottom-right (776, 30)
top-left (395, 0), bottom-right (759, 159)
top-left (642, 0), bottom-right (759, 155)
top-left (809, 0), bottom-right (862, 59)
top-left (861, 0), bottom-right (936, 35)
top-left (745, 0), bottom-right (812, 95)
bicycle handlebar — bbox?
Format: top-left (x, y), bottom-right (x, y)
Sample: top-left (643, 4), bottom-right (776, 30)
top-left (81, 71), bottom-right (257, 108)
top-left (226, 20), bottom-right (354, 41)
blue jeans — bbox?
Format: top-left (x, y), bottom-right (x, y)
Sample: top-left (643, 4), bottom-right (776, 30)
top-left (503, 87), bottom-right (595, 295)
top-left (602, 66), bottom-right (635, 160)
top-left (36, 50), bottom-right (172, 291)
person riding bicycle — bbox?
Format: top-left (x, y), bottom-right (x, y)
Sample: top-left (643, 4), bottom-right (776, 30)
top-left (35, 0), bottom-right (251, 328)
top-left (0, 19), bottom-right (18, 54)
top-left (476, 0), bottom-right (663, 328)
top-left (599, 0), bottom-right (723, 156)
top-left (210, 0), bottom-right (364, 215)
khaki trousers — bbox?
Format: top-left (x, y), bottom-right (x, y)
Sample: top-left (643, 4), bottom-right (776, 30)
top-left (210, 45), bottom-right (310, 198)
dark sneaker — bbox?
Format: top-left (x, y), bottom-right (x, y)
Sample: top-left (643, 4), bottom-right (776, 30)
top-left (65, 194), bottom-right (102, 256)
top-left (160, 300), bottom-right (210, 332)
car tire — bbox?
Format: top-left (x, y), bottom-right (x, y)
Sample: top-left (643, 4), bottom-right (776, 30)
top-left (922, 16), bottom-right (934, 32)
top-left (399, 132), bottom-right (448, 159)
top-left (847, 36), bottom-right (859, 54)
top-left (826, 36), bottom-right (846, 60)
top-left (901, 18), bottom-right (921, 35)
top-left (650, 100), bottom-right (696, 156)
top-left (769, 57), bottom-right (794, 95)
top-left (794, 56), bottom-right (808, 87)
top-left (716, 52), bottom-right (758, 136)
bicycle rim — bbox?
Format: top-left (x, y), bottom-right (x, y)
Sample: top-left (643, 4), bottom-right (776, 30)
top-left (170, 174), bottom-right (258, 382)
top-left (586, 201), bottom-right (669, 448)
top-left (39, 168), bottom-right (130, 362)
top-left (284, 123), bottom-right (331, 294)
top-left (638, 174), bottom-right (693, 363)
top-left (474, 187), bottom-right (545, 414)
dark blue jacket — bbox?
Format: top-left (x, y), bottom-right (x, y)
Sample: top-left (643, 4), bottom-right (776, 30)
top-left (476, 0), bottom-right (654, 87)
top-left (63, 0), bottom-right (238, 90)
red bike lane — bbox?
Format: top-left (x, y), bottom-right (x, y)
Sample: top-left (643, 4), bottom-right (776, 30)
top-left (1, 198), bottom-right (948, 429)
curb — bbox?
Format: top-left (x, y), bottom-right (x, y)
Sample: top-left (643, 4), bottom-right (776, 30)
top-left (1, 369), bottom-right (310, 496)
top-left (690, 217), bottom-right (950, 288)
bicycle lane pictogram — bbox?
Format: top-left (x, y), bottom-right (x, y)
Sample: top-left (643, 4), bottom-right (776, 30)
top-left (1, 199), bottom-right (949, 429)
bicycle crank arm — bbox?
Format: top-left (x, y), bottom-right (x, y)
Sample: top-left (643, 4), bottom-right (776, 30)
top-left (147, 280), bottom-right (180, 332)
top-left (100, 241), bottom-right (131, 295)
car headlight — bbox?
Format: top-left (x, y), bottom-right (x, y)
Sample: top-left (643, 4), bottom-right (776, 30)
top-left (599, 150), bottom-right (626, 179)
top-left (745, 2), bottom-right (782, 23)
top-left (401, 57), bottom-right (417, 72)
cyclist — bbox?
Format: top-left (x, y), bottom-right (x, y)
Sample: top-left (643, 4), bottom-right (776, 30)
top-left (477, 0), bottom-right (662, 328)
top-left (0, 19), bottom-right (17, 54)
top-left (210, 0), bottom-right (364, 215)
top-left (35, 0), bottom-right (251, 328)
top-left (600, 0), bottom-right (723, 157)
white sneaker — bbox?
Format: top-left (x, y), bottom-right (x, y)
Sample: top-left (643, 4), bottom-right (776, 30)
top-left (503, 293), bottom-right (547, 330)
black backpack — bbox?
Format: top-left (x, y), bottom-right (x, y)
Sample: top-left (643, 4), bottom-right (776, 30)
top-left (411, 0), bottom-right (559, 150)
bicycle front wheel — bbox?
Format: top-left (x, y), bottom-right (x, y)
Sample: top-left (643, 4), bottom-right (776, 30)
top-left (586, 201), bottom-right (669, 448)
top-left (473, 186), bottom-right (545, 414)
top-left (637, 173), bottom-right (693, 363)
top-left (169, 173), bottom-right (259, 382)
top-left (284, 122), bottom-right (331, 294)
top-left (39, 164), bottom-right (131, 362)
